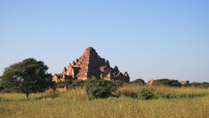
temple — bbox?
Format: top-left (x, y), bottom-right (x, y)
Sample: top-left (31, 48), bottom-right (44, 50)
top-left (52, 47), bottom-right (130, 83)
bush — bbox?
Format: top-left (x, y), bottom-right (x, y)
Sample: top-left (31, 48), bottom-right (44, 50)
top-left (130, 78), bottom-right (146, 86)
top-left (56, 80), bottom-right (72, 88)
top-left (0, 77), bottom-right (4, 92)
top-left (153, 79), bottom-right (182, 87)
top-left (137, 88), bottom-right (157, 100)
top-left (69, 80), bottom-right (85, 89)
top-left (183, 83), bottom-right (191, 87)
top-left (86, 79), bottom-right (117, 99)
top-left (191, 82), bottom-right (209, 88)
top-left (164, 93), bottom-right (177, 99)
top-left (113, 80), bottom-right (125, 87)
top-left (0, 85), bottom-right (4, 92)
top-left (46, 91), bottom-right (59, 99)
top-left (56, 80), bottom-right (86, 89)
top-left (131, 93), bottom-right (138, 99)
top-left (37, 91), bottom-right (59, 100)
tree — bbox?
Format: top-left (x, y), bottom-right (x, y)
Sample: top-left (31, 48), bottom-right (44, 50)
top-left (1, 58), bottom-right (54, 99)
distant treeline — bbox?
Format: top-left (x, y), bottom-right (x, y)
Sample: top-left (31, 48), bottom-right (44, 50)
top-left (1, 77), bottom-right (209, 93)
top-left (55, 78), bottom-right (209, 89)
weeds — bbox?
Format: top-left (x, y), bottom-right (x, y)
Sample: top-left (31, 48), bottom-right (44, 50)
top-left (0, 86), bottom-right (209, 118)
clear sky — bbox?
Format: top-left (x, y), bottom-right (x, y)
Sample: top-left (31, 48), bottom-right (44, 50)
top-left (0, 0), bottom-right (209, 82)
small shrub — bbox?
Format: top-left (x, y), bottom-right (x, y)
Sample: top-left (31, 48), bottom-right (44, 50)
top-left (56, 80), bottom-right (72, 88)
top-left (131, 93), bottom-right (138, 99)
top-left (69, 80), bottom-right (85, 89)
top-left (165, 93), bottom-right (177, 99)
top-left (130, 78), bottom-right (146, 86)
top-left (153, 79), bottom-right (182, 87)
top-left (113, 80), bottom-right (125, 87)
top-left (47, 91), bottom-right (59, 98)
top-left (183, 83), bottom-right (191, 87)
top-left (137, 88), bottom-right (157, 100)
top-left (191, 82), bottom-right (209, 88)
top-left (155, 92), bottom-right (176, 99)
top-left (0, 85), bottom-right (4, 91)
top-left (86, 79), bottom-right (117, 99)
top-left (38, 91), bottom-right (59, 100)
top-left (179, 93), bottom-right (206, 98)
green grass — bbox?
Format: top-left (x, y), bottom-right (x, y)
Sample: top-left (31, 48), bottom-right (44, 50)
top-left (0, 86), bottom-right (209, 118)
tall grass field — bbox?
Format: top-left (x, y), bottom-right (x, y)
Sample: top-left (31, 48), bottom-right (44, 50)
top-left (0, 86), bottom-right (209, 118)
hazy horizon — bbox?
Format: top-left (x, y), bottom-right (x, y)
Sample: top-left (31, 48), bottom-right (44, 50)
top-left (1, 0), bottom-right (209, 82)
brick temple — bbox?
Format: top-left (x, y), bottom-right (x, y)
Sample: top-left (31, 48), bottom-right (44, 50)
top-left (52, 47), bottom-right (130, 83)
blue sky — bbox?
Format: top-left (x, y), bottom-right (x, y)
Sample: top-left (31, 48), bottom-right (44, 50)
top-left (0, 0), bottom-right (209, 82)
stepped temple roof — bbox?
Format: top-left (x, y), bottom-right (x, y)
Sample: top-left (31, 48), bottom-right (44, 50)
top-left (52, 47), bottom-right (130, 83)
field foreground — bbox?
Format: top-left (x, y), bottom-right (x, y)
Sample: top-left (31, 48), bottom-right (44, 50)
top-left (0, 86), bottom-right (209, 118)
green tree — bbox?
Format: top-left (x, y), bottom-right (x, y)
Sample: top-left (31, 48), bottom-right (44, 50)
top-left (1, 58), bottom-right (54, 99)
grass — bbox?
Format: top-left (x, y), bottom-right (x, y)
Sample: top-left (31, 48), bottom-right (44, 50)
top-left (115, 84), bottom-right (209, 99)
top-left (0, 86), bottom-right (209, 118)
